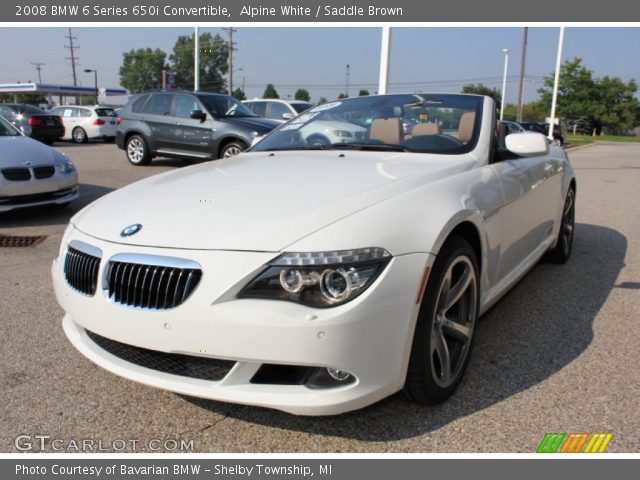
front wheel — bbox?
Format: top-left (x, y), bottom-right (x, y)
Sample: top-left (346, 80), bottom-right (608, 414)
top-left (404, 236), bottom-right (479, 405)
top-left (125, 135), bottom-right (151, 166)
top-left (72, 127), bottom-right (87, 144)
top-left (545, 187), bottom-right (575, 264)
top-left (220, 141), bottom-right (247, 158)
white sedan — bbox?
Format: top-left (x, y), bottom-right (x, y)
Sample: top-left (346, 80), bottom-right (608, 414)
top-left (52, 94), bottom-right (575, 415)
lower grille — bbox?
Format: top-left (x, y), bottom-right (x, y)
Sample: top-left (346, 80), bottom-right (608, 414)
top-left (106, 259), bottom-right (202, 310)
top-left (2, 168), bottom-right (31, 181)
top-left (64, 247), bottom-right (101, 295)
top-left (33, 166), bottom-right (55, 179)
top-left (86, 330), bottom-right (235, 381)
top-left (0, 188), bottom-right (76, 206)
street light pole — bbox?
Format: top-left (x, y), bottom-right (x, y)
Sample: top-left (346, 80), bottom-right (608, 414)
top-left (500, 49), bottom-right (509, 121)
top-left (83, 68), bottom-right (98, 104)
top-left (549, 27), bottom-right (565, 140)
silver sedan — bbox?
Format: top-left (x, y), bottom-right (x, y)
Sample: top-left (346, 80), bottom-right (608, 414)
top-left (0, 116), bottom-right (79, 212)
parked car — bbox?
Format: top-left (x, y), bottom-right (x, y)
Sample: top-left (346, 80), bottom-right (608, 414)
top-left (243, 98), bottom-right (314, 122)
top-left (499, 120), bottom-right (526, 134)
top-left (53, 93), bottom-right (575, 415)
top-left (0, 103), bottom-right (64, 144)
top-left (116, 91), bottom-right (279, 165)
top-left (0, 116), bottom-right (78, 212)
top-left (521, 122), bottom-right (565, 145)
top-left (49, 105), bottom-right (118, 143)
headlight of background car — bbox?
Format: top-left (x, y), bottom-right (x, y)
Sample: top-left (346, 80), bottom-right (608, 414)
top-left (59, 161), bottom-right (75, 174)
top-left (239, 247), bottom-right (391, 307)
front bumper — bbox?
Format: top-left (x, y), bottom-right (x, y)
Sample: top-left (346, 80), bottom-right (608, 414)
top-left (53, 228), bottom-right (431, 415)
top-left (0, 171), bottom-right (78, 212)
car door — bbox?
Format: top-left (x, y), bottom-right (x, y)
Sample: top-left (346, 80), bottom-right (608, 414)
top-left (140, 93), bottom-right (175, 151)
top-left (171, 94), bottom-right (213, 158)
top-left (491, 152), bottom-right (558, 282)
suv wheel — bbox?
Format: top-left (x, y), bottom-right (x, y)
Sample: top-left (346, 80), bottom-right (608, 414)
top-left (220, 141), bottom-right (246, 158)
top-left (126, 135), bottom-right (151, 166)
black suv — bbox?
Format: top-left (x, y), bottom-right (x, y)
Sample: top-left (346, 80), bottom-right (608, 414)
top-left (116, 91), bottom-right (280, 165)
top-left (521, 122), bottom-right (565, 146)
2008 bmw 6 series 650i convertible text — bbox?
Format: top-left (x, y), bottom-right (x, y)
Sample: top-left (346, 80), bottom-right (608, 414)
top-left (52, 94), bottom-right (576, 415)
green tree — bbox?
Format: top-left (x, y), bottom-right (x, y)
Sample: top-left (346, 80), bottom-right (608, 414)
top-left (337, 93), bottom-right (348, 99)
top-left (119, 48), bottom-right (167, 94)
top-left (232, 87), bottom-right (246, 100)
top-left (358, 89), bottom-right (370, 96)
top-left (170, 32), bottom-right (227, 92)
top-left (537, 57), bottom-right (638, 133)
top-left (294, 88), bottom-right (310, 101)
top-left (263, 84), bottom-right (279, 99)
top-left (461, 83), bottom-right (501, 105)
top-left (0, 93), bottom-right (48, 105)
top-left (317, 97), bottom-right (328, 105)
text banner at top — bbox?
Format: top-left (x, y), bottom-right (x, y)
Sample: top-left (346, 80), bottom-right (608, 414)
top-left (4, 0), bottom-right (640, 22)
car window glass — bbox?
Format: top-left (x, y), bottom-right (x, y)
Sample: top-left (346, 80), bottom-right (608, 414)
top-left (175, 95), bottom-right (200, 119)
top-left (246, 101), bottom-right (267, 117)
top-left (0, 116), bottom-right (20, 135)
top-left (79, 109), bottom-right (92, 118)
top-left (22, 105), bottom-right (46, 115)
top-left (95, 108), bottom-right (117, 117)
top-left (62, 108), bottom-right (75, 118)
top-left (292, 103), bottom-right (313, 114)
top-left (142, 94), bottom-right (173, 116)
top-left (270, 102), bottom-right (291, 120)
top-left (0, 106), bottom-right (16, 118)
top-left (131, 94), bottom-right (149, 113)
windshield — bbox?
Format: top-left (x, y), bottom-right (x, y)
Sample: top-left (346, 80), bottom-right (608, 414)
top-left (197, 95), bottom-right (257, 118)
top-left (0, 116), bottom-right (21, 136)
top-left (252, 94), bottom-right (483, 155)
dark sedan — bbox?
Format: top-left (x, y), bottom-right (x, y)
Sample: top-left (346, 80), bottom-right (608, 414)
top-left (0, 103), bottom-right (64, 144)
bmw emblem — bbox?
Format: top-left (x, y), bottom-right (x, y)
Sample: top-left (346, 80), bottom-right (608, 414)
top-left (120, 224), bottom-right (142, 237)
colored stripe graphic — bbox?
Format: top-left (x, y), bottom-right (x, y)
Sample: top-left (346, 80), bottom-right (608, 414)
top-left (584, 433), bottom-right (613, 453)
top-left (536, 433), bottom-right (566, 453)
top-left (560, 433), bottom-right (589, 453)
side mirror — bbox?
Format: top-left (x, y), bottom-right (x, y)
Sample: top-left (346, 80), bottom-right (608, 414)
top-left (190, 110), bottom-right (206, 121)
top-left (282, 112), bottom-right (293, 120)
top-left (20, 125), bottom-right (32, 137)
top-left (505, 132), bottom-right (549, 157)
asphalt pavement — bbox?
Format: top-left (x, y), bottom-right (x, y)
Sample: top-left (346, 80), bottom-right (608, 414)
top-left (0, 142), bottom-right (638, 452)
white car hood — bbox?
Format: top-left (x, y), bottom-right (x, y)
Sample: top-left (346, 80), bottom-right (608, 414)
top-left (74, 150), bottom-right (474, 251)
top-left (0, 136), bottom-right (63, 166)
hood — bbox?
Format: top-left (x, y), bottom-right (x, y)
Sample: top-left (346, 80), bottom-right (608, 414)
top-left (0, 136), bottom-right (64, 167)
top-left (73, 150), bottom-right (474, 251)
top-left (222, 116), bottom-right (280, 133)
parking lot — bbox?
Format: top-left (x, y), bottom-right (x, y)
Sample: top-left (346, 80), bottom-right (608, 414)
top-left (1, 141), bottom-right (638, 452)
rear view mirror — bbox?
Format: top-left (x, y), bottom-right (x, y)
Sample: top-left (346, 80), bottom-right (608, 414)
top-left (505, 132), bottom-right (549, 157)
top-left (190, 110), bottom-right (206, 121)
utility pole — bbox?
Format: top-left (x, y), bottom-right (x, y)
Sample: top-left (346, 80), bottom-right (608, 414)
top-left (222, 27), bottom-right (237, 95)
top-left (346, 64), bottom-right (350, 98)
top-left (64, 28), bottom-right (79, 104)
top-left (516, 27), bottom-right (528, 123)
top-left (31, 63), bottom-right (45, 84)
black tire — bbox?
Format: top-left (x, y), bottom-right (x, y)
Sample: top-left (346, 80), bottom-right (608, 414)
top-left (125, 134), bottom-right (151, 166)
top-left (306, 135), bottom-right (330, 147)
top-left (404, 236), bottom-right (480, 405)
top-left (72, 127), bottom-right (88, 144)
top-left (220, 141), bottom-right (247, 159)
top-left (545, 187), bottom-right (575, 264)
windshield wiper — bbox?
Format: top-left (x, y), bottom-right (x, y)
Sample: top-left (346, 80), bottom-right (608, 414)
top-left (330, 143), bottom-right (409, 152)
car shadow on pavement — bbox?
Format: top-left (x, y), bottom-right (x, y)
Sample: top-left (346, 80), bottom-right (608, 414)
top-left (0, 183), bottom-right (114, 229)
top-left (182, 223), bottom-right (626, 441)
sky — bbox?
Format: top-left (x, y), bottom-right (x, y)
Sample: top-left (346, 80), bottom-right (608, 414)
top-left (0, 27), bottom-right (638, 104)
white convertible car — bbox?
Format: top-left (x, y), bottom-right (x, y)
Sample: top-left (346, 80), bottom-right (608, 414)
top-left (52, 94), bottom-right (575, 415)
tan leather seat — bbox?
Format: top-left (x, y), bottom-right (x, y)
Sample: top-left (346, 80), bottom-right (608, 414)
top-left (411, 122), bottom-right (442, 137)
top-left (458, 112), bottom-right (476, 142)
top-left (370, 118), bottom-right (402, 144)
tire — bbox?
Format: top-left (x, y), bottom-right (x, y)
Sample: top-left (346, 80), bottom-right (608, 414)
top-left (72, 127), bottom-right (87, 144)
top-left (404, 236), bottom-right (480, 405)
top-left (545, 187), bottom-right (575, 264)
top-left (220, 141), bottom-right (247, 159)
top-left (125, 135), bottom-right (151, 166)
top-left (306, 135), bottom-right (330, 147)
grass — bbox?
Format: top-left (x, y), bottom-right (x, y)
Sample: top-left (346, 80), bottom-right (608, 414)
top-left (566, 134), bottom-right (640, 148)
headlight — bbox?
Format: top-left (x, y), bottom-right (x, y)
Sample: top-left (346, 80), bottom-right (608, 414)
top-left (239, 247), bottom-right (391, 308)
top-left (59, 161), bottom-right (75, 174)
top-left (332, 129), bottom-right (353, 138)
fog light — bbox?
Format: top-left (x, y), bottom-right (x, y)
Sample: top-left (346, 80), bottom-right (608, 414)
top-left (327, 368), bottom-right (351, 381)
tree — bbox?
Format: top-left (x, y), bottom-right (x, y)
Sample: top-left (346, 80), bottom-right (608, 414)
top-left (337, 93), bottom-right (348, 99)
top-left (232, 88), bottom-right (246, 101)
top-left (263, 84), bottom-right (279, 99)
top-left (119, 48), bottom-right (167, 94)
top-left (317, 97), bottom-right (328, 105)
top-left (294, 88), bottom-right (310, 101)
top-left (538, 57), bottom-right (639, 134)
top-left (358, 89), bottom-right (370, 96)
top-left (461, 83), bottom-right (501, 105)
top-left (169, 32), bottom-right (227, 92)
top-left (0, 93), bottom-right (47, 105)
